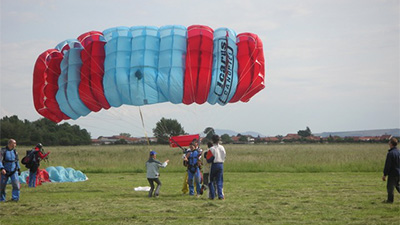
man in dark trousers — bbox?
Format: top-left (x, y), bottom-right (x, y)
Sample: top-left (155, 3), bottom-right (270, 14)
top-left (382, 137), bottom-right (400, 203)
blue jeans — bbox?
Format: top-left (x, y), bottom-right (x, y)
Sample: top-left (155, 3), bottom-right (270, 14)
top-left (209, 163), bottom-right (224, 199)
top-left (188, 167), bottom-right (201, 195)
top-left (29, 170), bottom-right (37, 187)
top-left (0, 172), bottom-right (20, 201)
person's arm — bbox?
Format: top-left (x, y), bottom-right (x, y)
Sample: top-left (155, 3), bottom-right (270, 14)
top-left (0, 150), bottom-right (4, 171)
top-left (159, 160), bottom-right (169, 168)
top-left (38, 151), bottom-right (50, 159)
top-left (382, 152), bottom-right (392, 181)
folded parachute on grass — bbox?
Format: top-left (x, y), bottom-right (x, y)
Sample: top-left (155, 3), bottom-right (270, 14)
top-left (33, 25), bottom-right (265, 123)
top-left (11, 166), bottom-right (88, 185)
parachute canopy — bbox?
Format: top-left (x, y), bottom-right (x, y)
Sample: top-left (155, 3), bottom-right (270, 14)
top-left (169, 134), bottom-right (200, 148)
top-left (33, 25), bottom-right (265, 123)
top-left (12, 166), bottom-right (88, 185)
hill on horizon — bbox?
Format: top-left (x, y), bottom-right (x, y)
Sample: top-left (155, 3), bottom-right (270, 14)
top-left (213, 128), bottom-right (400, 138)
top-left (314, 128), bottom-right (400, 138)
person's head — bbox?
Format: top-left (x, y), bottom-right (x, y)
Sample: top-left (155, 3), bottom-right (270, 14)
top-left (389, 137), bottom-right (398, 148)
top-left (189, 143), bottom-right (195, 150)
top-left (212, 135), bottom-right (220, 144)
top-left (207, 141), bottom-right (213, 148)
top-left (150, 151), bottom-right (157, 158)
top-left (192, 139), bottom-right (199, 147)
top-left (8, 139), bottom-right (16, 149)
top-left (36, 143), bottom-right (43, 150)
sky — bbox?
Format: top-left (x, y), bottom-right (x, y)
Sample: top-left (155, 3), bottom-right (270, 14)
top-left (1, 0), bottom-right (399, 138)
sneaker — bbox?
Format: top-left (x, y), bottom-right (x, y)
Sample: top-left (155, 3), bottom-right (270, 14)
top-left (11, 199), bottom-right (19, 202)
top-left (382, 200), bottom-right (393, 204)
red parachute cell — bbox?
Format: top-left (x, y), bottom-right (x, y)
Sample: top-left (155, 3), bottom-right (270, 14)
top-left (229, 33), bottom-right (265, 103)
top-left (169, 134), bottom-right (200, 148)
top-left (77, 31), bottom-right (110, 111)
top-left (183, 25), bottom-right (214, 104)
top-left (33, 49), bottom-right (70, 123)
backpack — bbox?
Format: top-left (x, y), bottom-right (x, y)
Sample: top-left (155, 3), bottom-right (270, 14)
top-left (1, 148), bottom-right (19, 176)
top-left (21, 150), bottom-right (37, 169)
top-left (187, 150), bottom-right (199, 173)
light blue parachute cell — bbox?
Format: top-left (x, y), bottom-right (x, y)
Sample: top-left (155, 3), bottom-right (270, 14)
top-left (55, 39), bottom-right (91, 119)
top-left (129, 26), bottom-right (166, 105)
top-left (103, 27), bottom-right (132, 107)
top-left (157, 25), bottom-right (187, 104)
top-left (207, 28), bottom-right (239, 105)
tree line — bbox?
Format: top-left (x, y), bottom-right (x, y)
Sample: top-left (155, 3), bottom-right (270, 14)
top-left (0, 115), bottom-right (91, 146)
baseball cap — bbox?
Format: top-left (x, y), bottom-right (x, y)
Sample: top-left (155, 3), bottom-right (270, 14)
top-left (150, 151), bottom-right (157, 156)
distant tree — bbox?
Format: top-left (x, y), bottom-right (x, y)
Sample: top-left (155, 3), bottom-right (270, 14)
top-left (119, 133), bottom-right (131, 137)
top-left (221, 134), bottom-right (232, 144)
top-left (1, 116), bottom-right (91, 146)
top-left (276, 135), bottom-right (283, 142)
top-left (115, 139), bottom-right (128, 145)
top-left (298, 127), bottom-right (312, 138)
top-left (204, 127), bottom-right (215, 140)
top-left (153, 117), bottom-right (185, 144)
top-left (254, 135), bottom-right (263, 144)
top-left (239, 135), bottom-right (248, 142)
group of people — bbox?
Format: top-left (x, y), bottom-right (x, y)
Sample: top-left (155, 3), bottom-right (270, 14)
top-left (145, 134), bottom-right (226, 200)
top-left (1, 137), bottom-right (398, 203)
top-left (0, 139), bottom-right (50, 202)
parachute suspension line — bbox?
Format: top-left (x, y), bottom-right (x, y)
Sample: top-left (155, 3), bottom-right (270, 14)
top-left (138, 106), bottom-right (150, 146)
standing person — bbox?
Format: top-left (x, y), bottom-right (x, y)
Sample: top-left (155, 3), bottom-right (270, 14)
top-left (146, 151), bottom-right (169, 198)
top-left (208, 135), bottom-right (226, 200)
top-left (201, 142), bottom-right (213, 197)
top-left (184, 143), bottom-right (202, 196)
top-left (28, 143), bottom-right (50, 188)
top-left (382, 137), bottom-right (400, 203)
top-left (181, 147), bottom-right (191, 195)
top-left (0, 139), bottom-right (21, 202)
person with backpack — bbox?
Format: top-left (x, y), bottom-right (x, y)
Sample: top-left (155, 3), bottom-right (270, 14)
top-left (184, 143), bottom-right (202, 196)
top-left (0, 139), bottom-right (21, 202)
top-left (27, 143), bottom-right (50, 188)
top-left (146, 151), bottom-right (169, 197)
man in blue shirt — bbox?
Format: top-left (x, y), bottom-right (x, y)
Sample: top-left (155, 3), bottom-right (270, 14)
top-left (0, 139), bottom-right (21, 202)
top-left (382, 137), bottom-right (400, 203)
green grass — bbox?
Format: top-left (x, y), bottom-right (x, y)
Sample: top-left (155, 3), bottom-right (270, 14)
top-left (22, 143), bottom-right (386, 173)
top-left (1, 144), bottom-right (399, 224)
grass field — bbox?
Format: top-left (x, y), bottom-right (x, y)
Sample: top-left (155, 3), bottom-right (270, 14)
top-left (1, 144), bottom-right (399, 224)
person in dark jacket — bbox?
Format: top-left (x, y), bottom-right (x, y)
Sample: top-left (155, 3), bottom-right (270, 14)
top-left (0, 139), bottom-right (21, 202)
top-left (382, 137), bottom-right (400, 203)
top-left (28, 143), bottom-right (50, 188)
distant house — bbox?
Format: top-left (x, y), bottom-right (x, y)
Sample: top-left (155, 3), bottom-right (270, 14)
top-left (262, 137), bottom-right (280, 143)
top-left (230, 135), bottom-right (254, 144)
top-left (380, 135), bottom-right (392, 141)
top-left (93, 135), bottom-right (157, 145)
top-left (306, 136), bottom-right (321, 142)
top-left (282, 134), bottom-right (301, 141)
